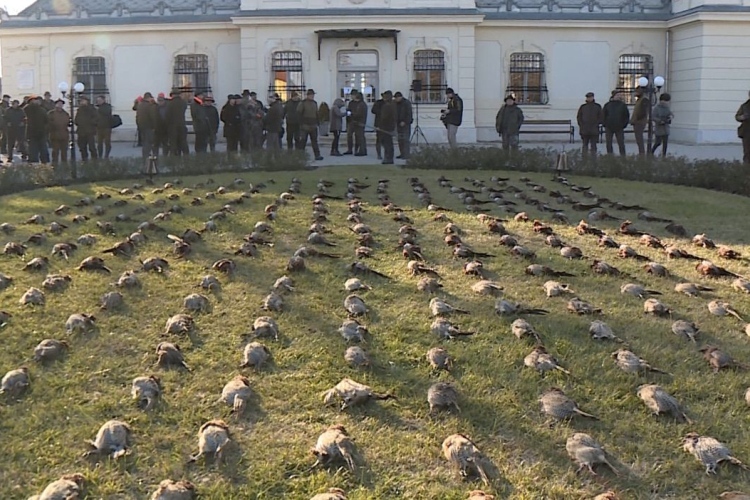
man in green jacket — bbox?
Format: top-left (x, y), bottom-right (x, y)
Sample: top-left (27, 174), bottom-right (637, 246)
top-left (630, 88), bottom-right (650, 157)
top-left (495, 95), bottom-right (524, 153)
top-left (736, 90), bottom-right (750, 164)
top-left (577, 92), bottom-right (603, 158)
top-left (296, 89), bottom-right (323, 161)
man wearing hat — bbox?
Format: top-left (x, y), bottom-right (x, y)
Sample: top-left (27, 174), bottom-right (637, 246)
top-left (495, 95), bottom-right (524, 153)
top-left (394, 91), bottom-right (413, 159)
top-left (284, 92), bottom-right (301, 149)
top-left (5, 99), bottom-right (26, 162)
top-left (48, 98), bottom-right (70, 165)
top-left (264, 93), bottom-right (284, 151)
top-left (220, 94), bottom-right (242, 155)
top-left (344, 89), bottom-right (367, 156)
top-left (239, 89), bottom-right (252, 152)
top-left (95, 95), bottom-right (113, 159)
top-left (190, 92), bottom-right (209, 154)
top-left (296, 88), bottom-right (323, 160)
top-left (630, 87), bottom-right (650, 157)
top-left (25, 96), bottom-right (50, 163)
top-left (441, 87), bottom-right (463, 148)
top-left (577, 92), bottom-right (603, 158)
top-left (248, 91), bottom-right (266, 150)
top-left (166, 89), bottom-right (189, 157)
top-left (74, 95), bottom-right (98, 161)
top-left (41, 91), bottom-right (55, 112)
top-left (379, 90), bottom-right (398, 164)
top-left (203, 96), bottom-right (219, 153)
top-left (136, 92), bottom-right (158, 162)
top-left (371, 92), bottom-right (385, 160)
top-left (603, 91), bottom-right (630, 156)
top-left (154, 93), bottom-right (170, 156)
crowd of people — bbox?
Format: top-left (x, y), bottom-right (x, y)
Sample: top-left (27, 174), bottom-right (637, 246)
top-left (0, 91), bottom-right (114, 165)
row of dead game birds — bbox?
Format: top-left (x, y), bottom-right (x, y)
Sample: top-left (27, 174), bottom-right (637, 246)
top-left (0, 173), bottom-right (748, 499)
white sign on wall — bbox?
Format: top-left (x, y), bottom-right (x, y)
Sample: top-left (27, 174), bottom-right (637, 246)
top-left (17, 69), bottom-right (35, 90)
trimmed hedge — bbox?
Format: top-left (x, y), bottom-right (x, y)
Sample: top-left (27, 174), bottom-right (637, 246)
top-left (0, 150), bottom-right (309, 196)
top-left (406, 146), bottom-right (750, 196)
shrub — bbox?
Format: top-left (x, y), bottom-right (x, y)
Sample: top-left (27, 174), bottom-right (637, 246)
top-left (0, 150), bottom-right (308, 195)
top-left (406, 146), bottom-right (750, 196)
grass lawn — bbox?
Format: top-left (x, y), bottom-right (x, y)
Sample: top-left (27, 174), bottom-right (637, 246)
top-left (1, 165), bottom-right (749, 500)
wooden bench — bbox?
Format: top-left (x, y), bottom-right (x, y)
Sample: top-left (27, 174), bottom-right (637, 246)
top-left (520, 119), bottom-right (575, 143)
top-left (598, 125), bottom-right (636, 142)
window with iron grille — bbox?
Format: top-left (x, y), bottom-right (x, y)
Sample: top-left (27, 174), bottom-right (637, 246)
top-left (616, 54), bottom-right (653, 105)
top-left (506, 53), bottom-right (549, 105)
top-left (173, 54), bottom-right (212, 96)
top-left (72, 57), bottom-right (108, 104)
top-left (412, 50), bottom-right (446, 104)
top-left (269, 51), bottom-right (305, 102)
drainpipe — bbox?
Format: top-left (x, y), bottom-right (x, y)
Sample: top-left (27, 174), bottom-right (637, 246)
top-left (665, 29), bottom-right (671, 92)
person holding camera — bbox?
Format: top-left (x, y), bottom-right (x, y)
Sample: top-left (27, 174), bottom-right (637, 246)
top-left (736, 90), bottom-right (750, 164)
top-left (651, 93), bottom-right (673, 157)
top-left (495, 95), bottom-right (524, 153)
top-left (441, 87), bottom-right (463, 148)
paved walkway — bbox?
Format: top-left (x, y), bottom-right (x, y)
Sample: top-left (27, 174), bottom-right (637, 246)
top-left (5, 136), bottom-right (744, 168)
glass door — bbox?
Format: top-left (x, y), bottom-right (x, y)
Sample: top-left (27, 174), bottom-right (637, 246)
top-left (337, 50), bottom-right (379, 130)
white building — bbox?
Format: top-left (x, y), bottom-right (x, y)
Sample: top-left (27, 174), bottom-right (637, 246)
top-left (0, 0), bottom-right (748, 144)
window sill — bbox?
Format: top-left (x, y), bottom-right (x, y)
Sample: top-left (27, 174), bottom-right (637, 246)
top-left (518, 104), bottom-right (552, 109)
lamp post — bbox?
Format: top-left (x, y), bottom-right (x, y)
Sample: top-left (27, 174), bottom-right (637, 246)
top-left (58, 81), bottom-right (85, 179)
top-left (638, 75), bottom-right (665, 155)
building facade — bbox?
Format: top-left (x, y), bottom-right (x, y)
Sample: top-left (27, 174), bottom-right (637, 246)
top-left (0, 0), bottom-right (748, 144)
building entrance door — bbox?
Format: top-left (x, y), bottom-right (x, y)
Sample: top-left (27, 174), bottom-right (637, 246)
top-left (337, 50), bottom-right (378, 130)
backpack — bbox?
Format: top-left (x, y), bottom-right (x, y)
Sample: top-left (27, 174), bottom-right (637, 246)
top-left (110, 114), bottom-right (123, 129)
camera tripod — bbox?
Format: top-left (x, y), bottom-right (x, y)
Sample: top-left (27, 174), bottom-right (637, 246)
top-left (410, 97), bottom-right (428, 146)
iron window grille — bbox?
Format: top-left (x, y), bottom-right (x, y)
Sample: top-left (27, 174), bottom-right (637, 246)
top-left (173, 54), bottom-right (212, 96)
top-left (269, 51), bottom-right (305, 102)
top-left (72, 57), bottom-right (108, 104)
top-left (506, 53), bottom-right (549, 105)
top-left (412, 50), bottom-right (447, 104)
top-left (616, 54), bottom-right (653, 105)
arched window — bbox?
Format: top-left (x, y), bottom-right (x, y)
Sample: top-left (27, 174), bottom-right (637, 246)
top-left (269, 51), bottom-right (305, 102)
top-left (412, 50), bottom-right (446, 104)
top-left (72, 57), bottom-right (108, 103)
top-left (173, 54), bottom-right (211, 95)
top-left (617, 54), bottom-right (653, 104)
top-left (506, 53), bottom-right (548, 105)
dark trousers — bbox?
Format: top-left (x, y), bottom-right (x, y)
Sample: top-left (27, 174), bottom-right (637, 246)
top-left (346, 124), bottom-right (366, 154)
top-left (742, 135), bottom-right (750, 164)
top-left (605, 128), bottom-right (626, 156)
top-left (286, 124), bottom-right (300, 149)
top-left (240, 128), bottom-right (250, 153)
top-left (633, 123), bottom-right (647, 156)
top-left (194, 131), bottom-right (208, 154)
top-left (154, 130), bottom-right (169, 156)
top-left (652, 135), bottom-right (669, 156)
top-left (1, 127), bottom-right (8, 155)
top-left (51, 138), bottom-right (68, 164)
top-left (381, 131), bottom-right (394, 163)
top-left (266, 132), bottom-right (280, 150)
top-left (141, 129), bottom-right (154, 160)
top-left (331, 130), bottom-right (341, 154)
top-left (7, 128), bottom-right (25, 159)
top-left (226, 135), bottom-right (239, 155)
top-left (169, 127), bottom-right (189, 156)
top-left (397, 126), bottom-right (411, 158)
top-left (501, 133), bottom-right (520, 152)
top-left (97, 128), bottom-right (112, 159)
top-left (297, 126), bottom-right (321, 158)
top-left (250, 128), bottom-right (264, 150)
top-left (207, 133), bottom-right (217, 153)
top-left (581, 134), bottom-right (598, 156)
top-left (77, 134), bottom-right (97, 161)
top-left (375, 131), bottom-right (383, 159)
top-left (29, 134), bottom-right (50, 163)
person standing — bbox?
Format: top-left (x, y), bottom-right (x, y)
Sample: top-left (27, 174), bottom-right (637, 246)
top-left (166, 90), bottom-right (189, 157)
top-left (154, 93), bottom-right (170, 157)
top-left (190, 92), bottom-right (209, 154)
top-left (264, 93), bottom-right (284, 151)
top-left (344, 90), bottom-right (368, 156)
top-left (132, 96), bottom-right (143, 147)
top-left (25, 96), bottom-right (50, 163)
top-left (329, 97), bottom-right (345, 157)
top-left (630, 87), bottom-right (650, 157)
top-left (651, 93), bottom-right (673, 157)
top-left (5, 99), bottom-right (26, 162)
top-left (248, 92), bottom-right (265, 151)
top-left (735, 90), bottom-right (750, 164)
top-left (204, 96), bottom-right (219, 153)
top-left (95, 95), bottom-right (112, 159)
top-left (284, 92), bottom-right (301, 150)
top-left (74, 96), bottom-right (97, 161)
top-left (221, 94), bottom-right (241, 156)
top-left (296, 89), bottom-right (323, 161)
top-left (495, 95), bottom-right (524, 152)
top-left (136, 92), bottom-right (157, 163)
top-left (48, 99), bottom-right (70, 165)
top-left (441, 87), bottom-right (463, 148)
top-left (379, 90), bottom-right (397, 165)
top-left (1, 94), bottom-right (11, 157)
top-left (371, 93), bottom-right (384, 160)
top-left (41, 92), bottom-right (55, 113)
top-left (577, 92), bottom-right (603, 158)
top-left (602, 91), bottom-right (630, 156)
top-left (395, 91), bottom-right (412, 160)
